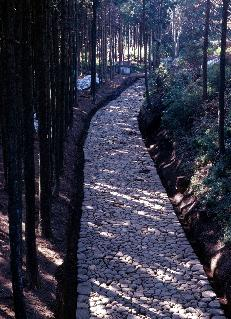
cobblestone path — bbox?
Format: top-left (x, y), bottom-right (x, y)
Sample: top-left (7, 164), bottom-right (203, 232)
top-left (76, 81), bottom-right (225, 319)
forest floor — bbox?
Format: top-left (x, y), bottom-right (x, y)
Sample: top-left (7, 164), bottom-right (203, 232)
top-left (0, 73), bottom-right (143, 319)
top-left (76, 80), bottom-right (225, 319)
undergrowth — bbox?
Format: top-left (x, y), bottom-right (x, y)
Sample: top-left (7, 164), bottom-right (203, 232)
top-left (149, 63), bottom-right (231, 243)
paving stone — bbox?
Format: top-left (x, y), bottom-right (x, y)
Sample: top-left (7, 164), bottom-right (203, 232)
top-left (202, 290), bottom-right (217, 298)
top-left (76, 307), bottom-right (90, 319)
top-left (209, 300), bottom-right (222, 308)
top-left (76, 81), bottom-right (225, 318)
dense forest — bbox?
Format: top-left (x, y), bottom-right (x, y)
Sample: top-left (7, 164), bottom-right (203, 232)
top-left (1, 0), bottom-right (231, 318)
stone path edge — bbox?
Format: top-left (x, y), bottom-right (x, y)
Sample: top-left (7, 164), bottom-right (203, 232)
top-left (55, 73), bottom-right (145, 319)
top-left (138, 110), bottom-right (228, 317)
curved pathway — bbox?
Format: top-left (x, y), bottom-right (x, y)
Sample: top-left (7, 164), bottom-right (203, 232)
top-left (77, 81), bottom-right (225, 319)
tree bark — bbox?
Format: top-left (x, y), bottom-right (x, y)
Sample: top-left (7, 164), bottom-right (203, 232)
top-left (22, 0), bottom-right (39, 288)
top-left (3, 1), bottom-right (27, 317)
top-left (143, 0), bottom-right (151, 107)
top-left (202, 0), bottom-right (211, 101)
top-left (33, 1), bottom-right (52, 239)
top-left (91, 0), bottom-right (98, 103)
top-left (219, 0), bottom-right (230, 155)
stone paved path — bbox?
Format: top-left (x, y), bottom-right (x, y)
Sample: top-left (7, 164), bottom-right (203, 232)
top-left (76, 81), bottom-right (225, 319)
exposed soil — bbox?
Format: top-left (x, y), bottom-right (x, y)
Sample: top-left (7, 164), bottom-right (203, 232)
top-left (0, 73), bottom-right (144, 319)
top-left (139, 118), bottom-right (231, 318)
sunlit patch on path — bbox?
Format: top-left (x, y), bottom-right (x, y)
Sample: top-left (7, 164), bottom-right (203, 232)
top-left (76, 81), bottom-right (225, 319)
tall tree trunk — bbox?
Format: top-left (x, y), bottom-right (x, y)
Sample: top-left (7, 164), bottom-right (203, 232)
top-left (143, 0), bottom-right (151, 107)
top-left (0, 39), bottom-right (8, 188)
top-left (53, 6), bottom-right (62, 197)
top-left (33, 1), bottom-right (52, 239)
top-left (91, 0), bottom-right (98, 103)
top-left (109, 1), bottom-right (113, 79)
top-left (22, 0), bottom-right (38, 288)
top-left (0, 14), bottom-right (8, 187)
top-left (128, 25), bottom-right (130, 63)
top-left (59, 0), bottom-right (66, 174)
top-left (202, 0), bottom-right (211, 101)
top-left (155, 41), bottom-right (161, 68)
top-left (119, 20), bottom-right (123, 70)
top-left (219, 0), bottom-right (230, 155)
top-left (3, 1), bottom-right (27, 317)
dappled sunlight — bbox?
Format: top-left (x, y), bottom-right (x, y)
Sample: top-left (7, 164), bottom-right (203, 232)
top-left (87, 278), bottom-right (205, 319)
top-left (85, 181), bottom-right (167, 212)
top-left (135, 210), bottom-right (161, 221)
top-left (23, 290), bottom-right (54, 319)
top-left (0, 274), bottom-right (13, 293)
top-left (90, 184), bottom-right (165, 211)
top-left (77, 82), bottom-right (221, 318)
top-left (99, 231), bottom-right (116, 239)
top-left (37, 245), bottom-right (63, 267)
top-left (83, 247), bottom-right (209, 317)
top-left (0, 302), bottom-right (14, 319)
top-left (210, 252), bottom-right (222, 277)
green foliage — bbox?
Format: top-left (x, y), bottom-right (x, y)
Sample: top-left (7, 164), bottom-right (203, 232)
top-left (150, 61), bottom-right (231, 244)
top-left (208, 41), bottom-right (220, 56)
top-left (192, 128), bottom-right (218, 164)
top-left (207, 64), bottom-right (220, 94)
top-left (188, 133), bottom-right (231, 242)
top-left (189, 110), bottom-right (231, 243)
top-left (132, 63), bottom-right (145, 73)
top-left (200, 158), bottom-right (231, 232)
top-left (207, 64), bottom-right (231, 95)
top-left (149, 64), bottom-right (171, 97)
top-left (161, 69), bottom-right (202, 133)
top-left (215, 47), bottom-right (221, 55)
top-left (180, 40), bottom-right (203, 69)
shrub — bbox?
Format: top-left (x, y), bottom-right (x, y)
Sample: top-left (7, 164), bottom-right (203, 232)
top-left (192, 127), bottom-right (218, 163)
top-left (207, 64), bottom-right (231, 95)
top-left (181, 40), bottom-right (203, 70)
top-left (162, 79), bottom-right (202, 133)
top-left (149, 64), bottom-right (170, 97)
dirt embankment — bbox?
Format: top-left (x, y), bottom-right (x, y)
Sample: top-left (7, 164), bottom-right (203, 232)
top-left (0, 73), bottom-right (144, 319)
top-left (139, 111), bottom-right (231, 318)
